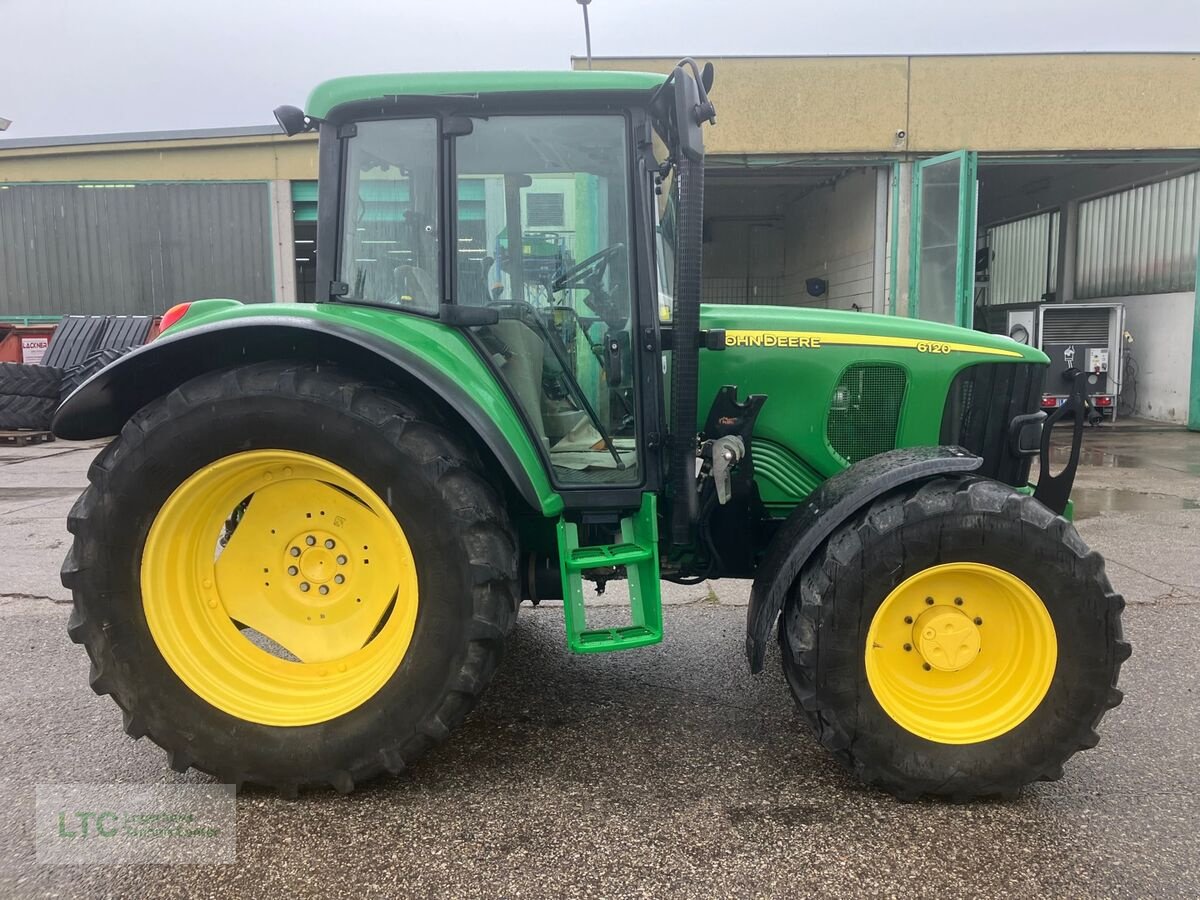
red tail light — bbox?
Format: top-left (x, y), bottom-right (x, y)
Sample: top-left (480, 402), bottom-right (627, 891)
top-left (158, 302), bottom-right (193, 335)
top-left (1094, 395), bottom-right (1113, 407)
top-left (1040, 396), bottom-right (1058, 408)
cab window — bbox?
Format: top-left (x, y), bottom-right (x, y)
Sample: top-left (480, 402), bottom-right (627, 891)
top-left (339, 118), bottom-right (440, 312)
top-left (455, 115), bottom-right (639, 486)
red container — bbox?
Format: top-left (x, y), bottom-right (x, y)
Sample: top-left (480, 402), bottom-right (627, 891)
top-left (0, 324), bottom-right (58, 364)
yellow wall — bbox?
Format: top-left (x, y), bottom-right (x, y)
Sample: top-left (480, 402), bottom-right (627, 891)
top-left (909, 55), bottom-right (1200, 151)
top-left (592, 56), bottom-right (910, 154)
top-left (585, 54), bottom-right (1200, 153)
top-left (0, 133), bottom-right (317, 183)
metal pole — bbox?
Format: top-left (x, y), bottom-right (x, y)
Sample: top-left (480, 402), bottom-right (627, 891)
top-left (577, 0), bottom-right (592, 69)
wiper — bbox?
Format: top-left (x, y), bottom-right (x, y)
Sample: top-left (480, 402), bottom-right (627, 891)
top-left (526, 309), bottom-right (624, 470)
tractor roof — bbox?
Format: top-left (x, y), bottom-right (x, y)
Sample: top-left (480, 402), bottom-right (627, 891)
top-left (306, 70), bottom-right (668, 119)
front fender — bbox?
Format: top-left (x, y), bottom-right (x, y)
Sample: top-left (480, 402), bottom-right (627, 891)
top-left (53, 305), bottom-right (563, 517)
top-left (745, 446), bottom-right (983, 672)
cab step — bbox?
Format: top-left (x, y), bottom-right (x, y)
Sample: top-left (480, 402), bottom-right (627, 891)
top-left (556, 494), bottom-right (662, 653)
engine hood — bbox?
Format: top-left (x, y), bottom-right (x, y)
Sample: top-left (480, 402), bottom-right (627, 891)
top-left (698, 304), bottom-right (1048, 364)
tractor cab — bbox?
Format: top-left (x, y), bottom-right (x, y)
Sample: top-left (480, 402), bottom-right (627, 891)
top-left (292, 65), bottom-right (718, 651)
top-left (297, 69), bottom-right (713, 498)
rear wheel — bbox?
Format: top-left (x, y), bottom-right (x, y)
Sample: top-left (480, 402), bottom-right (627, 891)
top-left (780, 476), bottom-right (1129, 800)
top-left (63, 362), bottom-right (517, 794)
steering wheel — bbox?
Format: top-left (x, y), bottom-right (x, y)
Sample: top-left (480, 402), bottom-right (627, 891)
top-left (551, 243), bottom-right (626, 326)
top-left (553, 243), bottom-right (624, 292)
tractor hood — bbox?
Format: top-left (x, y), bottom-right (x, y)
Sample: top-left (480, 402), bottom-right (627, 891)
top-left (699, 304), bottom-right (1047, 364)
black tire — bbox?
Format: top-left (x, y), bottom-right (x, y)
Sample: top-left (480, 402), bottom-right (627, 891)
top-left (0, 394), bottom-right (56, 430)
top-left (780, 476), bottom-right (1129, 801)
top-left (0, 362), bottom-right (64, 399)
top-left (63, 361), bottom-right (518, 794)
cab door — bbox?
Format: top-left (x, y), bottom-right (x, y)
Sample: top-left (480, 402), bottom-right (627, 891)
top-left (908, 150), bottom-right (978, 327)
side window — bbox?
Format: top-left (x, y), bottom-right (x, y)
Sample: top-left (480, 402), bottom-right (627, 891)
top-left (655, 168), bottom-right (677, 323)
top-left (339, 119), bottom-right (440, 312)
top-left (455, 115), bottom-right (640, 486)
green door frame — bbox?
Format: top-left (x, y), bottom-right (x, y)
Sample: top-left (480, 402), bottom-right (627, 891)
top-left (1191, 228), bottom-right (1200, 431)
top-left (908, 150), bottom-right (978, 328)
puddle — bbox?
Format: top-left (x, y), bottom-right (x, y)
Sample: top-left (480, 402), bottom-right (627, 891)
top-left (1069, 487), bottom-right (1200, 520)
top-left (1051, 446), bottom-right (1149, 469)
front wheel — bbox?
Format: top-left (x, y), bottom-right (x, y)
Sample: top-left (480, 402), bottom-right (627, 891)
top-left (780, 476), bottom-right (1129, 800)
top-left (63, 362), bottom-right (518, 794)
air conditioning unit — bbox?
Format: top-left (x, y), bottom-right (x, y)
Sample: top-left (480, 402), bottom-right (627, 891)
top-left (1037, 303), bottom-right (1126, 422)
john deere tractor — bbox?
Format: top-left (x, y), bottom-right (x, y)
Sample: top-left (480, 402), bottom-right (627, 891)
top-left (55, 61), bottom-right (1128, 800)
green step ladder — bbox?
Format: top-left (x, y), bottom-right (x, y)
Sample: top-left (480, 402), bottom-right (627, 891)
top-left (556, 494), bottom-right (663, 653)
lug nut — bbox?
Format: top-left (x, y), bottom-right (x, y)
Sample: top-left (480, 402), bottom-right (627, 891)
top-left (290, 547), bottom-right (301, 557)
top-left (288, 565), bottom-right (298, 576)
top-left (334, 574), bottom-right (345, 584)
top-left (337, 555), bottom-right (347, 565)
top-left (306, 535), bottom-right (316, 546)
top-left (299, 582), bottom-right (310, 592)
top-left (325, 539), bottom-right (335, 549)
top-left (319, 585), bottom-right (329, 595)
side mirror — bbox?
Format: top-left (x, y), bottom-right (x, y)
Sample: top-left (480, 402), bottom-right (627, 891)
top-left (701, 62), bottom-right (715, 93)
top-left (673, 67), bottom-right (705, 162)
top-left (273, 104), bottom-right (311, 137)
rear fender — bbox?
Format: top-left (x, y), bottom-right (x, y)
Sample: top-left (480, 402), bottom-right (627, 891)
top-left (745, 446), bottom-right (983, 672)
top-left (52, 314), bottom-right (562, 516)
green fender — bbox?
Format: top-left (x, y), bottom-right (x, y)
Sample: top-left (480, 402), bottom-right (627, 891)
top-left (53, 300), bottom-right (563, 517)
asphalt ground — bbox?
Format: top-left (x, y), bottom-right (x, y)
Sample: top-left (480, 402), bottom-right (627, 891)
top-left (1, 423), bottom-right (1198, 898)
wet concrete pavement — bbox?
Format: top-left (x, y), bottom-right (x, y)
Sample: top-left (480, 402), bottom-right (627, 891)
top-left (1, 423), bottom-right (1198, 898)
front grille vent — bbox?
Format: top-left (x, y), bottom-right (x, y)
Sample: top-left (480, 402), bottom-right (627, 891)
top-left (941, 362), bottom-right (1045, 486)
top-left (827, 364), bottom-right (906, 464)
top-left (1040, 307), bottom-right (1110, 344)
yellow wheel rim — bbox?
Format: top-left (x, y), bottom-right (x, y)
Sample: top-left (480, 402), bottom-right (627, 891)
top-left (141, 450), bottom-right (419, 727)
top-left (864, 562), bottom-right (1057, 744)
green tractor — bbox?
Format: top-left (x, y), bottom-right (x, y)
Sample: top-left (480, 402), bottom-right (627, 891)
top-left (56, 61), bottom-right (1128, 800)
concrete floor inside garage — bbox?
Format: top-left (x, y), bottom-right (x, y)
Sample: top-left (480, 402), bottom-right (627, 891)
top-left (1, 421), bottom-right (1198, 898)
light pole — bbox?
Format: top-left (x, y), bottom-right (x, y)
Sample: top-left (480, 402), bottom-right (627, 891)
top-left (576, 0), bottom-right (592, 70)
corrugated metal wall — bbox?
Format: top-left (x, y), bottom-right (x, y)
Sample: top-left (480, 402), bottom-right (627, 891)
top-left (987, 211), bottom-right (1059, 305)
top-left (0, 182), bottom-right (274, 316)
top-left (1075, 171), bottom-right (1199, 299)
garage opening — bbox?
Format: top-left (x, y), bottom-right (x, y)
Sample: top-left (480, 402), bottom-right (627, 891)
top-left (702, 164), bottom-right (890, 311)
top-left (974, 157), bottom-right (1200, 422)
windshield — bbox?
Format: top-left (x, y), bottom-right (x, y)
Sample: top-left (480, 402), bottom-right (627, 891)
top-left (455, 114), bottom-right (641, 485)
top-left (338, 118), bottom-right (440, 313)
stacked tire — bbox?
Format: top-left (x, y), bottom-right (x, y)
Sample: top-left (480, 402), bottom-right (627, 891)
top-left (0, 363), bottom-right (64, 430)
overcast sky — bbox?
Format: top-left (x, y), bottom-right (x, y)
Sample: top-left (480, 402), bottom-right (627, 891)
top-left (2, 0), bottom-right (1198, 139)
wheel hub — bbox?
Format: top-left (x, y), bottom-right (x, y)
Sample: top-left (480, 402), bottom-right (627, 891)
top-left (914, 606), bottom-right (981, 671)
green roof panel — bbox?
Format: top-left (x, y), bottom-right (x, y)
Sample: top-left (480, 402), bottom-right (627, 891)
top-left (306, 70), bottom-right (666, 118)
